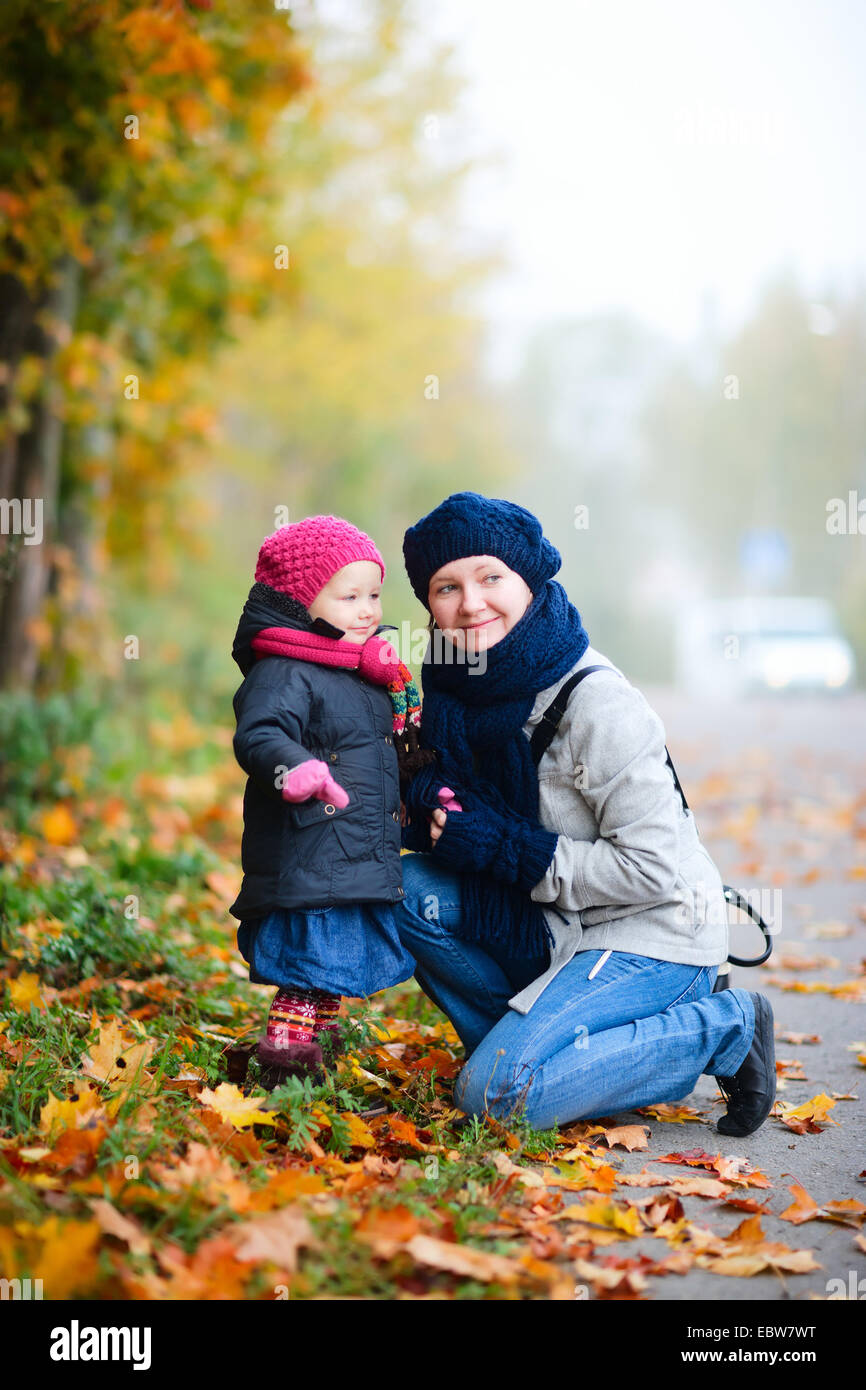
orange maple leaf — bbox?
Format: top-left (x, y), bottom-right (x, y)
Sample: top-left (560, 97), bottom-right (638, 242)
top-left (779, 1181), bottom-right (866, 1227)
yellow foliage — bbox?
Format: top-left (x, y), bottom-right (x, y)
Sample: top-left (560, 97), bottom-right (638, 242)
top-left (38, 804), bottom-right (78, 846)
top-left (82, 1018), bottom-right (156, 1092)
top-left (7, 972), bottom-right (45, 1013)
top-left (39, 1081), bottom-right (107, 1136)
top-left (198, 1083), bottom-right (279, 1129)
top-left (13, 1217), bottom-right (102, 1298)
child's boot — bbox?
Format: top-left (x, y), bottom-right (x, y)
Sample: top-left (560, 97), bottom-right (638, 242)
top-left (257, 987), bottom-right (324, 1087)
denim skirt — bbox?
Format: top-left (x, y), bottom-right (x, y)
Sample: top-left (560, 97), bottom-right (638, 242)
top-left (236, 901), bottom-right (417, 997)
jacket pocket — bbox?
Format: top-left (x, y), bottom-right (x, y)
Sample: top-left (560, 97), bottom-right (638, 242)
top-left (537, 771), bottom-right (594, 838)
top-left (284, 794), bottom-right (371, 869)
top-left (671, 843), bottom-right (726, 934)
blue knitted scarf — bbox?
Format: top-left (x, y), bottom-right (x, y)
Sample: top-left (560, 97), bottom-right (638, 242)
top-left (413, 579), bottom-right (589, 957)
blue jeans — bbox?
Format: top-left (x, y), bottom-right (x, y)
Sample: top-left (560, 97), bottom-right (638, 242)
top-left (395, 854), bottom-right (757, 1130)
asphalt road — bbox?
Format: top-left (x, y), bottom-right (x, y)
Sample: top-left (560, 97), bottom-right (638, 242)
top-left (561, 688), bottom-right (866, 1303)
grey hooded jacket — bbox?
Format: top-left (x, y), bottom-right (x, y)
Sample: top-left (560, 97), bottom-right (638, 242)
top-left (507, 644), bottom-right (728, 1013)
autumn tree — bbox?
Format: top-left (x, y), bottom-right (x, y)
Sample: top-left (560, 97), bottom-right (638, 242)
top-left (0, 0), bottom-right (312, 691)
top-left (191, 2), bottom-right (516, 626)
top-left (1, 0), bottom-right (516, 696)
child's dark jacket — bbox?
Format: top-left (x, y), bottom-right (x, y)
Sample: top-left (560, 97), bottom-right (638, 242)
top-left (229, 583), bottom-right (404, 920)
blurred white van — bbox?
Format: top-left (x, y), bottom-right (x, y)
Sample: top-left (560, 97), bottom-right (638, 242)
top-left (674, 596), bottom-right (856, 697)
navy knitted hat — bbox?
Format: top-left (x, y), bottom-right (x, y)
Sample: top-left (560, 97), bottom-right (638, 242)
top-left (402, 491), bottom-right (561, 609)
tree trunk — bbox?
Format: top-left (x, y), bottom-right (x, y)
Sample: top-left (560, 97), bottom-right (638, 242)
top-left (0, 254), bottom-right (81, 691)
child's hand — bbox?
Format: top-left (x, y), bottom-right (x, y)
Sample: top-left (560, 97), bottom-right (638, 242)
top-left (429, 806), bottom-right (447, 845)
top-left (429, 787), bottom-right (461, 845)
top-left (281, 758), bottom-right (350, 808)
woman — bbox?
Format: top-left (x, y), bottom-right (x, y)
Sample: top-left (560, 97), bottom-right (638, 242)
top-left (395, 491), bottom-right (775, 1138)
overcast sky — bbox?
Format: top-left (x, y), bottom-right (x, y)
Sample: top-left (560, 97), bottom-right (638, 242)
top-left (417, 0), bottom-right (866, 373)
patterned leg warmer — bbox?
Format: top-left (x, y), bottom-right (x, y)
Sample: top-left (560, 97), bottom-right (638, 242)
top-left (256, 987), bottom-right (324, 1081)
top-left (266, 987), bottom-right (320, 1046)
top-left (312, 990), bottom-right (342, 1040)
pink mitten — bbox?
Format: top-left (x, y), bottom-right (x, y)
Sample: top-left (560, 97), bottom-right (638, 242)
top-left (437, 786), bottom-right (462, 813)
top-left (427, 786), bottom-right (463, 824)
top-left (281, 758), bottom-right (350, 808)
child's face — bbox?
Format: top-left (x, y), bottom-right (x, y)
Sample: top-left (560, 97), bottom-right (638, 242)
top-left (427, 554), bottom-right (532, 652)
top-left (308, 560), bottom-right (383, 643)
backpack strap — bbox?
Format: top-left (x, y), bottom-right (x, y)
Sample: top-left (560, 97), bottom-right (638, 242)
top-left (529, 665), bottom-right (613, 766)
top-left (664, 748), bottom-right (690, 813)
top-left (529, 664), bottom-right (690, 815)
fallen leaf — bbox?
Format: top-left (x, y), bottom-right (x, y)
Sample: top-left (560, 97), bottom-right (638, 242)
top-left (491, 1150), bottom-right (546, 1188)
top-left (230, 1206), bottom-right (318, 1271)
top-left (247, 1168), bottom-right (327, 1209)
top-left (696, 1247), bottom-right (820, 1276)
top-left (597, 1124), bottom-right (649, 1152)
top-left (655, 1150), bottom-right (771, 1187)
top-left (774, 1093), bottom-right (840, 1133)
top-left (776, 1057), bottom-right (807, 1081)
top-left (89, 1198), bottom-right (152, 1255)
top-left (148, 1142), bottom-right (252, 1210)
top-left (198, 1083), bottom-right (279, 1129)
top-left (81, 1018), bottom-right (156, 1091)
top-left (18, 1146), bottom-right (52, 1162)
top-left (636, 1103), bottom-right (707, 1124)
top-left (39, 1081), bottom-right (106, 1136)
top-left (405, 1233), bottom-right (521, 1284)
top-left (405, 1047), bottom-right (461, 1078)
top-left (771, 952), bottom-right (840, 971)
top-left (779, 1182), bottom-right (866, 1227)
top-left (355, 1204), bottom-right (421, 1257)
top-left (803, 922), bottom-right (851, 939)
top-left (335, 1111), bottom-right (376, 1149)
top-left (572, 1256), bottom-right (648, 1297)
top-left (39, 804), bottom-right (78, 846)
top-left (669, 1175), bottom-right (732, 1199)
top-left (123, 1233), bottom-right (250, 1299)
top-left (7, 972), bottom-right (45, 1013)
top-left (542, 1160), bottom-right (618, 1193)
top-left (565, 1197), bottom-right (644, 1237)
top-left (382, 1113), bottom-right (428, 1150)
top-left (45, 1126), bottom-right (106, 1176)
top-left (16, 1216), bottom-right (102, 1297)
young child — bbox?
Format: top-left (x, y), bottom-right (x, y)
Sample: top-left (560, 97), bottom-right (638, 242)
top-left (229, 515), bottom-right (435, 1085)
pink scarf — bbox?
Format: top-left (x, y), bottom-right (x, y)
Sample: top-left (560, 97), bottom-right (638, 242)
top-left (250, 628), bottom-right (421, 737)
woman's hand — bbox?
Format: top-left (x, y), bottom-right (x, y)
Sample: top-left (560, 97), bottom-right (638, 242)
top-left (430, 796), bottom-right (559, 890)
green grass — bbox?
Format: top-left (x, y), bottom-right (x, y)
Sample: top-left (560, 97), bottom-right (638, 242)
top-left (0, 686), bottom-right (572, 1300)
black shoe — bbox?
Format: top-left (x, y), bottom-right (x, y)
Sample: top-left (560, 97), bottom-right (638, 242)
top-left (714, 992), bottom-right (776, 1137)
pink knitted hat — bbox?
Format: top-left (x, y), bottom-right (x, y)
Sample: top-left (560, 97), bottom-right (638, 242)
top-left (254, 515), bottom-right (386, 608)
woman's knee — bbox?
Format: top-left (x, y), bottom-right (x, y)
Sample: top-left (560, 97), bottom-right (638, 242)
top-left (454, 1047), bottom-right (544, 1123)
top-left (396, 854), bottom-right (460, 943)
top-left (454, 1059), bottom-right (495, 1119)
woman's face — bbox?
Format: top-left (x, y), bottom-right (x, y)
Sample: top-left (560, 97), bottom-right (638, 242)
top-left (427, 555), bottom-right (532, 652)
